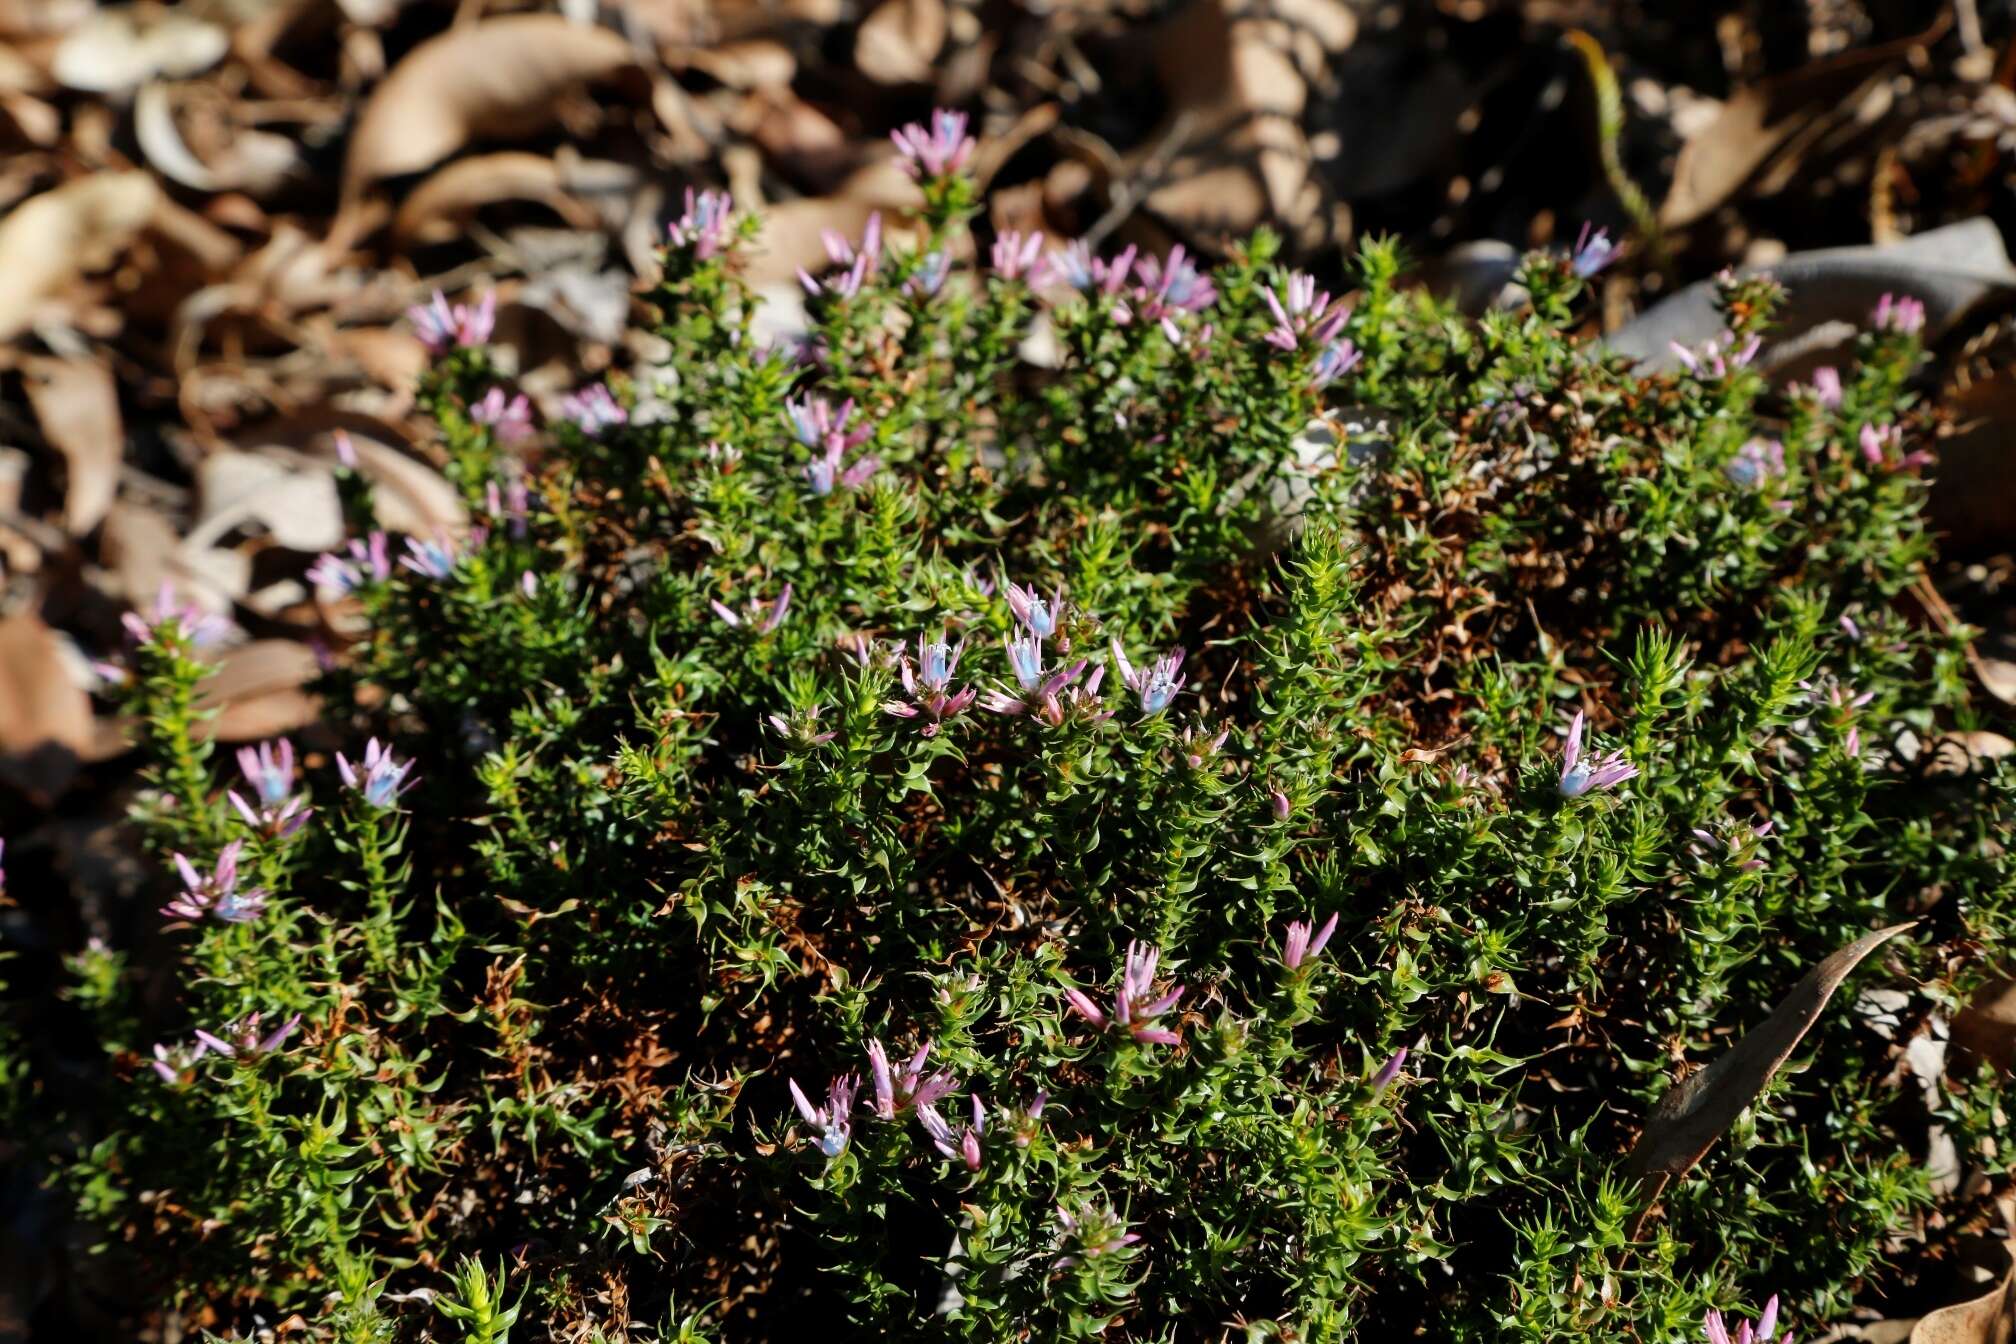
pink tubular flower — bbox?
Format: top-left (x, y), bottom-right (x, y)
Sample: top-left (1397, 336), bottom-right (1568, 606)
top-left (1809, 366), bottom-right (1843, 408)
top-left (1132, 245), bottom-right (1216, 321)
top-left (470, 387), bottom-right (534, 444)
top-left (981, 658), bottom-right (1107, 728)
top-left (1724, 437), bottom-right (1785, 488)
top-left (1704, 1295), bottom-right (1789, 1344)
top-left (1054, 1201), bottom-right (1143, 1269)
top-left (1557, 710), bottom-right (1639, 797)
top-left (162, 841), bottom-right (267, 924)
top-left (1065, 940), bottom-right (1186, 1047)
top-left (1311, 338), bottom-right (1362, 388)
top-left (229, 738), bottom-right (311, 838)
top-left (1111, 639), bottom-right (1186, 717)
top-left (1370, 1046), bottom-right (1408, 1095)
top-left (1689, 818), bottom-right (1774, 873)
top-left (561, 384), bottom-right (627, 437)
top-left (711, 582), bottom-right (792, 634)
top-left (883, 633), bottom-right (978, 735)
top-left (1570, 222), bottom-right (1617, 277)
top-left (865, 1038), bottom-right (958, 1120)
top-left (788, 1073), bottom-right (858, 1158)
top-left (1282, 912), bottom-right (1339, 971)
top-left (407, 289), bottom-right (494, 355)
top-left (1670, 330), bottom-right (1761, 379)
top-left (991, 230), bottom-right (1047, 283)
top-left (767, 703), bottom-right (838, 748)
top-left (890, 108), bottom-right (975, 179)
top-left (308, 532), bottom-right (393, 597)
top-left (399, 533), bottom-right (466, 580)
top-left (800, 214), bottom-right (884, 298)
top-left (336, 738), bottom-right (419, 810)
top-left (1872, 292), bottom-right (1925, 336)
top-left (1261, 272), bottom-right (1348, 352)
top-left (192, 1010), bottom-right (303, 1061)
top-left (1004, 579), bottom-right (1064, 638)
top-left (667, 187), bottom-right (735, 259)
top-left (918, 1093), bottom-right (987, 1170)
top-left (1858, 421), bottom-right (1931, 472)
top-left (122, 580), bottom-right (232, 647)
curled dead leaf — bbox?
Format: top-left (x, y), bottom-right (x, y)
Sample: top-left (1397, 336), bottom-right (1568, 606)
top-left (344, 15), bottom-right (641, 191)
top-left (854, 0), bottom-right (945, 86)
top-left (198, 640), bottom-right (322, 742)
top-left (1909, 1238), bottom-right (2015, 1344)
top-left (0, 172), bottom-right (161, 341)
top-left (51, 5), bottom-right (229, 95)
top-left (1624, 922), bottom-right (1917, 1181)
top-left (393, 152), bottom-right (599, 244)
top-left (23, 356), bottom-right (123, 535)
top-left (0, 612), bottom-right (95, 802)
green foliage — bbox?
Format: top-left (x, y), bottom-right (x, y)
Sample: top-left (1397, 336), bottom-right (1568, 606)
top-left (8, 152), bottom-right (2008, 1343)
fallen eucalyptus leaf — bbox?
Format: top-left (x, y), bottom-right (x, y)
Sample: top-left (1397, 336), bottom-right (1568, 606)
top-left (0, 612), bottom-right (95, 802)
top-left (1909, 1238), bottom-right (2014, 1344)
top-left (344, 15), bottom-right (640, 190)
top-left (198, 640), bottom-right (322, 742)
top-left (854, 0), bottom-right (945, 86)
top-left (51, 5), bottom-right (229, 95)
top-left (1951, 977), bottom-right (2016, 1078)
top-left (0, 172), bottom-right (161, 342)
top-left (1624, 922), bottom-right (1917, 1180)
top-left (23, 356), bottom-right (123, 535)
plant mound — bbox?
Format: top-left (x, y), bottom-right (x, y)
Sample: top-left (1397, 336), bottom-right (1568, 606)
top-left (17, 116), bottom-right (2013, 1342)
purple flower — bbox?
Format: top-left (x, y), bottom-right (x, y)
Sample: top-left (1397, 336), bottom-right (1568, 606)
top-left (1261, 272), bottom-right (1348, 352)
top-left (121, 581), bottom-right (232, 647)
top-left (150, 1039), bottom-right (206, 1085)
top-left (1670, 330), bottom-right (1761, 379)
top-left (890, 108), bottom-right (975, 179)
top-left (906, 250), bottom-right (951, 298)
top-left (162, 841), bottom-right (267, 924)
top-left (981, 658), bottom-right (1107, 728)
top-left (237, 739), bottom-right (296, 808)
top-left (865, 1038), bottom-right (959, 1120)
top-left (1281, 912), bottom-right (1339, 972)
top-left (1704, 1295), bottom-right (1788, 1344)
top-left (918, 1093), bottom-right (986, 1170)
top-left (336, 738), bottom-right (419, 810)
top-left (767, 703), bottom-right (838, 748)
top-left (1370, 1047), bottom-right (1408, 1095)
top-left (1054, 1202), bottom-right (1142, 1268)
top-left (1310, 338), bottom-right (1363, 388)
top-left (1065, 940), bottom-right (1186, 1047)
top-left (668, 187), bottom-right (735, 259)
top-left (486, 473), bottom-right (530, 538)
top-left (1838, 613), bottom-right (1862, 642)
top-left (1859, 421), bottom-right (1931, 472)
top-left (883, 634), bottom-right (978, 735)
top-left (1131, 245), bottom-right (1216, 324)
top-left (399, 534), bottom-right (465, 580)
top-left (1570, 222), bottom-right (1618, 278)
top-left (1872, 292), bottom-right (1925, 336)
top-left (788, 1073), bottom-right (859, 1158)
top-left (1111, 639), bottom-right (1186, 717)
top-left (1724, 437), bottom-right (1785, 488)
top-left (1809, 366), bottom-right (1843, 408)
top-left (1005, 632), bottom-right (1046, 692)
top-left (308, 532), bottom-right (392, 597)
top-left (1050, 239), bottom-right (1135, 296)
top-left (990, 230), bottom-right (1047, 283)
top-left (1557, 710), bottom-right (1639, 797)
top-left (1012, 1090), bottom-right (1047, 1148)
top-left (1690, 817), bottom-right (1773, 873)
top-left (192, 1010), bottom-right (303, 1061)
top-left (471, 387), bottom-right (534, 444)
top-left (784, 395), bottom-right (866, 452)
top-left (561, 384), bottom-right (627, 437)
top-left (800, 214), bottom-right (884, 298)
top-left (407, 289), bottom-right (495, 355)
top-left (712, 582), bottom-right (792, 634)
top-left (1004, 579), bottom-right (1064, 638)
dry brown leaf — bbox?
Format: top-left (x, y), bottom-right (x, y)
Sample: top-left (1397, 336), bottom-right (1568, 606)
top-left (193, 451), bottom-right (343, 554)
top-left (51, 6), bottom-right (229, 94)
top-left (1951, 977), bottom-right (2016, 1078)
top-left (344, 15), bottom-right (641, 191)
top-left (100, 500), bottom-right (182, 604)
top-left (1923, 732), bottom-right (2016, 778)
top-left (198, 639), bottom-right (321, 742)
top-left (680, 39), bottom-right (794, 90)
top-left (1624, 922), bottom-right (1917, 1180)
top-left (1910, 1239), bottom-right (2015, 1344)
top-left (1136, 0), bottom-right (1349, 248)
top-left (23, 356), bottom-right (123, 535)
top-left (394, 152), bottom-right (599, 244)
top-left (1659, 19), bottom-right (1947, 230)
top-left (0, 172), bottom-right (161, 341)
top-left (134, 82), bottom-right (301, 196)
top-left (0, 612), bottom-right (94, 801)
top-left (854, 0), bottom-right (944, 86)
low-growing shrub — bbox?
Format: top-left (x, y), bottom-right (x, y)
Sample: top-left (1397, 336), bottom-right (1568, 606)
top-left (12, 111), bottom-right (2013, 1342)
